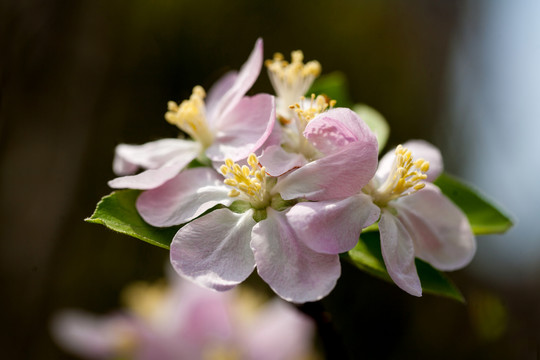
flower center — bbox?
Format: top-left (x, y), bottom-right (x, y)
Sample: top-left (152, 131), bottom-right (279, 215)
top-left (165, 86), bottom-right (214, 149)
top-left (279, 94), bottom-right (334, 162)
top-left (290, 93), bottom-right (336, 128)
top-left (370, 145), bottom-right (430, 207)
top-left (220, 154), bottom-right (271, 209)
top-left (265, 50), bottom-right (321, 120)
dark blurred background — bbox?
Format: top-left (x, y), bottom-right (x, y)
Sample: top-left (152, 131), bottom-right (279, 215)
top-left (1, 0), bottom-right (539, 358)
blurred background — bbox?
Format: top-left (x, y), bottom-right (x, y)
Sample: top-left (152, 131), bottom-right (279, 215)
top-left (1, 0), bottom-right (539, 358)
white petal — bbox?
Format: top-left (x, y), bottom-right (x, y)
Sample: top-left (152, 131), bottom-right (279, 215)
top-left (205, 71), bottom-right (238, 121)
top-left (379, 208), bottom-right (422, 296)
top-left (251, 208), bottom-right (341, 303)
top-left (108, 141), bottom-right (201, 190)
top-left (170, 208), bottom-right (256, 291)
top-left (273, 140), bottom-right (378, 201)
top-left (136, 168), bottom-right (233, 227)
top-left (394, 183), bottom-right (476, 270)
top-left (286, 194), bottom-right (380, 254)
top-left (112, 138), bottom-right (200, 175)
top-left (258, 145), bottom-right (307, 176)
top-left (209, 38), bottom-right (263, 121)
top-left (206, 94), bottom-right (275, 161)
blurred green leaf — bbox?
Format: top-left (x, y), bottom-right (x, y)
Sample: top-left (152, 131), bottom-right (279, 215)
top-left (347, 232), bottom-right (464, 302)
top-left (86, 190), bottom-right (179, 250)
top-left (308, 72), bottom-right (353, 107)
top-left (434, 173), bottom-right (513, 235)
top-left (353, 104), bottom-right (390, 153)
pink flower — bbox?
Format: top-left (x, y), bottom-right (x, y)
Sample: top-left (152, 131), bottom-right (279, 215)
top-left (364, 140), bottom-right (476, 296)
top-left (108, 38), bottom-right (275, 190)
top-left (137, 108), bottom-right (379, 303)
top-left (52, 271), bottom-right (316, 360)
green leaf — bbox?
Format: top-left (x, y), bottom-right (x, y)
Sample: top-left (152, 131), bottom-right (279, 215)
top-left (353, 104), bottom-right (390, 153)
top-left (86, 190), bottom-right (180, 250)
top-left (347, 231), bottom-right (464, 302)
top-left (308, 72), bottom-right (353, 107)
top-left (434, 173), bottom-right (513, 235)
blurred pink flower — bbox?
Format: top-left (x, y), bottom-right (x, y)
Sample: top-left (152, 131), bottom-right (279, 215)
top-left (108, 38), bottom-right (275, 190)
top-left (52, 271), bottom-right (316, 360)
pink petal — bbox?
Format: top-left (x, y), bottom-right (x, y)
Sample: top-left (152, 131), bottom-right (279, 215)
top-left (170, 208), bottom-right (256, 291)
top-left (377, 140), bottom-right (443, 183)
top-left (394, 183), bottom-right (476, 271)
top-left (286, 194), bottom-right (380, 254)
top-left (242, 299), bottom-right (315, 360)
top-left (51, 311), bottom-right (136, 359)
top-left (108, 141), bottom-right (201, 190)
top-left (167, 279), bottom-right (233, 353)
top-left (379, 208), bottom-right (422, 296)
top-left (112, 138), bottom-right (200, 176)
top-left (136, 167), bottom-right (233, 227)
top-left (108, 157), bottom-right (194, 190)
top-left (205, 71), bottom-right (238, 121)
top-left (258, 145), bottom-right (308, 176)
top-left (272, 139), bottom-right (378, 201)
top-left (206, 94), bottom-right (276, 161)
top-left (209, 38), bottom-right (263, 121)
top-left (251, 208), bottom-right (341, 303)
top-left (304, 108), bottom-right (378, 156)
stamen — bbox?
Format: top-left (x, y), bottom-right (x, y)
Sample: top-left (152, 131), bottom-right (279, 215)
top-left (220, 154), bottom-right (270, 209)
top-left (265, 50), bottom-right (322, 119)
top-left (371, 145), bottom-right (430, 206)
top-left (164, 86), bottom-right (214, 148)
top-left (290, 93), bottom-right (335, 125)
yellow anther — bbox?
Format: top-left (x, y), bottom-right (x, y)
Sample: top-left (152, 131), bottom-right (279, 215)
top-left (220, 154), bottom-right (270, 209)
top-left (371, 145), bottom-right (431, 206)
top-left (266, 50), bottom-right (322, 120)
top-left (292, 93), bottom-right (335, 124)
top-left (228, 189), bottom-right (240, 197)
top-left (248, 153), bottom-right (258, 168)
top-left (266, 50), bottom-right (321, 84)
top-left (167, 101), bottom-right (179, 112)
top-left (164, 86), bottom-right (214, 148)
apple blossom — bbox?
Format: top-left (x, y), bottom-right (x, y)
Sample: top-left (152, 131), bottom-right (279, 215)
top-left (108, 38), bottom-right (275, 190)
top-left (363, 140), bottom-right (476, 296)
top-left (136, 108), bottom-right (379, 303)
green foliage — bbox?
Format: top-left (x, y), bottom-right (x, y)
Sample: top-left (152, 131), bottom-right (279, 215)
top-left (347, 232), bottom-right (465, 302)
top-left (435, 173), bottom-right (513, 235)
top-left (308, 72), bottom-right (353, 107)
top-left (353, 104), bottom-right (390, 153)
top-left (86, 190), bottom-right (179, 250)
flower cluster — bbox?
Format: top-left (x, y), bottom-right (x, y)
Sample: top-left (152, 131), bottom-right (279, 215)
top-left (107, 38), bottom-right (477, 303)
